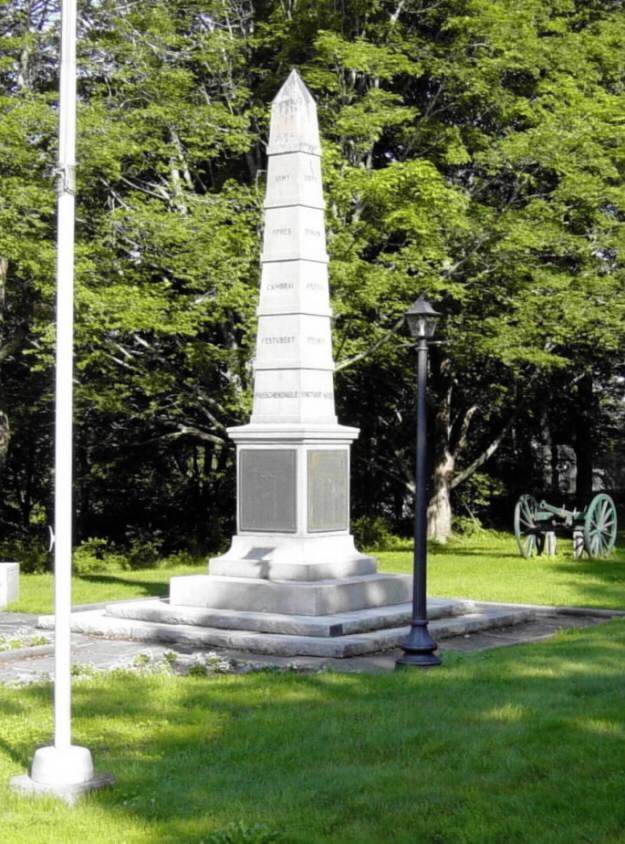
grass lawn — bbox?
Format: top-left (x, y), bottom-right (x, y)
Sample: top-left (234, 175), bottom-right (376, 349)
top-left (2, 620), bottom-right (625, 842)
top-left (378, 532), bottom-right (625, 609)
top-left (9, 532), bottom-right (625, 615)
top-left (8, 565), bottom-right (203, 615)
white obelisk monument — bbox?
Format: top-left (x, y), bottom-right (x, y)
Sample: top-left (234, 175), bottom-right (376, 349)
top-left (204, 69), bottom-right (372, 582)
top-left (163, 72), bottom-right (411, 646)
top-left (172, 70), bottom-right (375, 592)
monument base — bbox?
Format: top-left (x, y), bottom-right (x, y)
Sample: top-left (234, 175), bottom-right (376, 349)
top-left (170, 572), bottom-right (412, 616)
top-left (209, 534), bottom-right (375, 581)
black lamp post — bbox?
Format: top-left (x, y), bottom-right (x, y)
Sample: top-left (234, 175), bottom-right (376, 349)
top-left (396, 295), bottom-right (442, 669)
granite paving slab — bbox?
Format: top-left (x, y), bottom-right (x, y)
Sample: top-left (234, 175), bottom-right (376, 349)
top-left (0, 607), bottom-right (615, 683)
top-left (37, 602), bottom-right (537, 658)
top-left (104, 596), bottom-right (475, 637)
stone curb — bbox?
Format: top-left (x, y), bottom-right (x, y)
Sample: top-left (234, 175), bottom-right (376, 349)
top-left (0, 644), bottom-right (54, 663)
top-left (464, 599), bottom-right (625, 619)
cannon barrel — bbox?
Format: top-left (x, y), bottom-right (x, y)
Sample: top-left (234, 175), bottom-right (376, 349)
top-left (536, 500), bottom-right (580, 521)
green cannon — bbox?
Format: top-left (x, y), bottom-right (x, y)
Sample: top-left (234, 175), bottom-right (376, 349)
top-left (514, 493), bottom-right (618, 559)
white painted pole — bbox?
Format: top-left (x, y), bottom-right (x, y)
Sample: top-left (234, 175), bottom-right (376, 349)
top-left (12, 0), bottom-right (104, 792)
top-left (54, 0), bottom-right (78, 753)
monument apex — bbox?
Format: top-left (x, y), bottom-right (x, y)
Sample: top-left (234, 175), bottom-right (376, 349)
top-left (267, 69), bottom-right (321, 157)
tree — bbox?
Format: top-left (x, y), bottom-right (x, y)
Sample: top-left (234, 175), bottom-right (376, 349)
top-left (1, 0), bottom-right (624, 554)
top-left (298, 0), bottom-right (625, 540)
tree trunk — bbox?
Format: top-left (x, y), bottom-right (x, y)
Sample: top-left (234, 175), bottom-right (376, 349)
top-left (0, 257), bottom-right (9, 467)
top-left (538, 410), bottom-right (553, 492)
top-left (0, 412), bottom-right (9, 467)
top-left (427, 355), bottom-right (454, 542)
top-left (574, 374), bottom-right (594, 499)
top-left (427, 448), bottom-right (455, 542)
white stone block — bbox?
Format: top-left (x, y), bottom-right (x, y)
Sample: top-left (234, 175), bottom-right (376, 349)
top-left (259, 260), bottom-right (331, 317)
top-left (0, 562), bottom-right (19, 608)
top-left (169, 573), bottom-right (413, 616)
top-left (255, 313), bottom-right (334, 370)
top-left (210, 533), bottom-right (375, 580)
top-left (106, 597), bottom-right (474, 637)
top-left (251, 369), bottom-right (337, 424)
top-left (264, 152), bottom-right (324, 209)
top-left (40, 602), bottom-right (535, 659)
top-left (262, 206), bottom-right (327, 262)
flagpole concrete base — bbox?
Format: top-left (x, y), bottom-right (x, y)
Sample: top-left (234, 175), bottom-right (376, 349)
top-left (11, 745), bottom-right (114, 805)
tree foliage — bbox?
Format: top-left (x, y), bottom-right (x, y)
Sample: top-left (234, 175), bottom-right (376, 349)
top-left (0, 0), bottom-right (624, 557)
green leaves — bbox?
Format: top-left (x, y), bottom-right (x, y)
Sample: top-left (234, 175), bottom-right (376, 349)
top-left (1, 0), bottom-right (624, 547)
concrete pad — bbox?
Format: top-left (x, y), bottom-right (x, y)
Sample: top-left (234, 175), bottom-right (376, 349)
top-left (0, 644), bottom-right (54, 663)
top-left (11, 772), bottom-right (114, 806)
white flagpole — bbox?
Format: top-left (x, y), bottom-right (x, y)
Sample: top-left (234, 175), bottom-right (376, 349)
top-left (12, 0), bottom-right (111, 798)
top-left (28, 0), bottom-right (95, 785)
top-left (53, 0), bottom-right (78, 755)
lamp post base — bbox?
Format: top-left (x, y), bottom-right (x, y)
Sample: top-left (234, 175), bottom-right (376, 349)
top-left (395, 620), bottom-right (441, 669)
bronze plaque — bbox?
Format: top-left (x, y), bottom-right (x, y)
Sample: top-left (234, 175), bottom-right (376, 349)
top-left (307, 450), bottom-right (348, 533)
top-left (239, 449), bottom-right (297, 532)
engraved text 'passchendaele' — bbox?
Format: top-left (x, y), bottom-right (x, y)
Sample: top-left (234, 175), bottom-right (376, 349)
top-left (255, 391), bottom-right (333, 399)
top-left (260, 336), bottom-right (295, 344)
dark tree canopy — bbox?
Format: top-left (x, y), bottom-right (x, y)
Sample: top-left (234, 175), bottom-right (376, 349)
top-left (0, 0), bottom-right (624, 561)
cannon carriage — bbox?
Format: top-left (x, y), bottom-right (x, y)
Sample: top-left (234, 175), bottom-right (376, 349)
top-left (514, 493), bottom-right (618, 559)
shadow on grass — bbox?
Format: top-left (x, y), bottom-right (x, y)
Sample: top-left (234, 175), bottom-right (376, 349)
top-left (428, 544), bottom-right (520, 560)
top-left (556, 555), bottom-right (625, 608)
top-left (76, 574), bottom-right (169, 599)
top-left (5, 622), bottom-right (625, 842)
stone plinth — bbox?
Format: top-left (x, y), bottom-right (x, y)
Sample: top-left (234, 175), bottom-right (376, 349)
top-left (211, 424), bottom-right (370, 581)
top-left (171, 573), bottom-right (411, 616)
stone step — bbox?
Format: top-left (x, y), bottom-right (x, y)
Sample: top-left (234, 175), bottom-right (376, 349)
top-left (169, 572), bottom-right (412, 616)
top-left (105, 597), bottom-right (476, 638)
top-left (38, 605), bottom-right (535, 658)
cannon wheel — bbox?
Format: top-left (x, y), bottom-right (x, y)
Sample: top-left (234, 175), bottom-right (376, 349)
top-left (583, 494), bottom-right (618, 559)
top-left (514, 495), bottom-right (544, 558)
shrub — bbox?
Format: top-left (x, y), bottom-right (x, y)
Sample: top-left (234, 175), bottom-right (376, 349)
top-left (352, 516), bottom-right (394, 551)
top-left (451, 514), bottom-right (485, 537)
top-left (0, 538), bottom-right (49, 573)
top-left (72, 537), bottom-right (128, 574)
